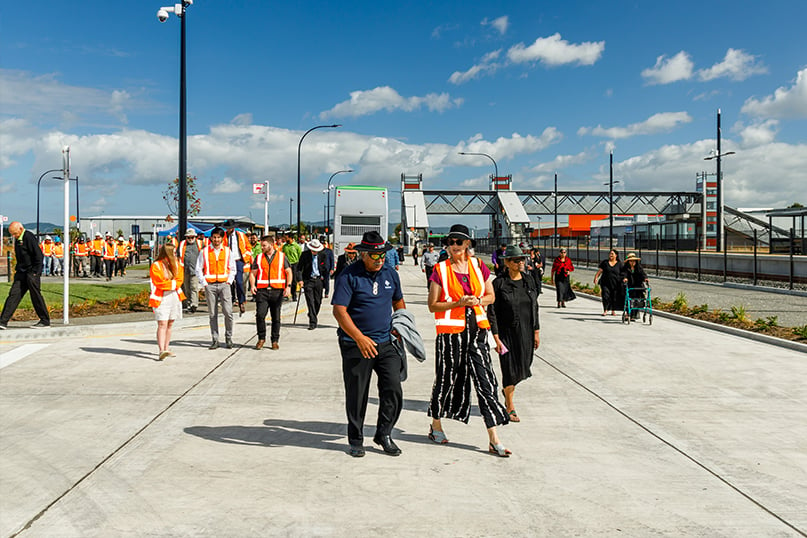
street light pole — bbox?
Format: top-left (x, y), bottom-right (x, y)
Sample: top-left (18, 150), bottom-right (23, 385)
top-left (606, 152), bottom-right (620, 248)
top-left (297, 124), bottom-right (341, 235)
top-left (36, 168), bottom-right (62, 239)
top-left (554, 172), bottom-right (558, 248)
top-left (289, 197), bottom-right (293, 231)
top-left (326, 169), bottom-right (353, 240)
top-left (704, 108), bottom-right (735, 252)
top-left (157, 0), bottom-right (192, 240)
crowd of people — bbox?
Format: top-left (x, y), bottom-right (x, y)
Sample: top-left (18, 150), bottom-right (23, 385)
top-left (35, 232), bottom-right (140, 280)
top-left (5, 216), bottom-right (648, 459)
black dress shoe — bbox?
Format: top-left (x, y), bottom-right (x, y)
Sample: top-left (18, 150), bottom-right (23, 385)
top-left (209, 341), bottom-right (219, 350)
top-left (225, 339), bottom-right (233, 349)
top-left (348, 445), bottom-right (365, 458)
top-left (373, 434), bottom-right (401, 456)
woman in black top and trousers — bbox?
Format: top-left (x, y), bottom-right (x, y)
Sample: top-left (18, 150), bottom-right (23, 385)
top-left (488, 245), bottom-right (540, 423)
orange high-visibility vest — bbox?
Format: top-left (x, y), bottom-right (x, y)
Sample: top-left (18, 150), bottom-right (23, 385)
top-left (201, 246), bottom-right (231, 283)
top-left (433, 257), bottom-right (489, 334)
top-left (103, 242), bottom-right (116, 260)
top-left (254, 251), bottom-right (287, 289)
top-left (53, 244), bottom-right (64, 258)
top-left (73, 242), bottom-right (89, 257)
top-left (41, 242), bottom-right (53, 256)
top-left (127, 239), bottom-right (136, 254)
top-left (115, 243), bottom-right (128, 259)
top-left (224, 229), bottom-right (253, 272)
top-left (91, 238), bottom-right (104, 256)
top-left (177, 238), bottom-right (204, 267)
top-left (149, 260), bottom-right (186, 308)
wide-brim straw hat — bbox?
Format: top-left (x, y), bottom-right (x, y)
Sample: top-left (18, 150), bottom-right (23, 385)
top-left (625, 252), bottom-right (641, 262)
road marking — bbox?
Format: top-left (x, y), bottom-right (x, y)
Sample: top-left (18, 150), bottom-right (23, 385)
top-left (0, 343), bottom-right (51, 369)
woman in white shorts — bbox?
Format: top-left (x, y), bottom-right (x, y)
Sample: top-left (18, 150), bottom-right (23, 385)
top-left (149, 244), bottom-right (186, 360)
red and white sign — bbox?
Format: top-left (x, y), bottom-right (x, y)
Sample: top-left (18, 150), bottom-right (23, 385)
top-left (253, 183), bottom-right (266, 194)
top-left (1, 215), bottom-right (8, 222)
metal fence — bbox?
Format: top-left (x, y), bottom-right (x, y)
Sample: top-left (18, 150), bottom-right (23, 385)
top-left (474, 230), bottom-right (805, 290)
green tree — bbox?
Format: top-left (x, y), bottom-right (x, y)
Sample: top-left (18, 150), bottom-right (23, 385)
top-left (163, 174), bottom-right (202, 217)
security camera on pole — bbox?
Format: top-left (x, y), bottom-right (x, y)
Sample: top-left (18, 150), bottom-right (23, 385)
top-left (253, 181), bottom-right (270, 232)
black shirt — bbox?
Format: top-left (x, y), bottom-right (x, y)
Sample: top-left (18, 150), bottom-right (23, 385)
top-left (14, 229), bottom-right (43, 274)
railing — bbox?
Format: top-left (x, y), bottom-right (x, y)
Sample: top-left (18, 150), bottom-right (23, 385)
top-left (470, 231), bottom-right (805, 290)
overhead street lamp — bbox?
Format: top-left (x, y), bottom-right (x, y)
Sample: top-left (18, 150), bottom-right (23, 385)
top-left (325, 169), bottom-right (353, 239)
top-left (157, 0), bottom-right (193, 241)
top-left (458, 151), bottom-right (498, 179)
top-left (459, 151), bottom-right (499, 243)
top-left (36, 169), bottom-right (62, 239)
top-left (297, 124), bottom-right (341, 235)
top-left (704, 108), bottom-right (735, 252)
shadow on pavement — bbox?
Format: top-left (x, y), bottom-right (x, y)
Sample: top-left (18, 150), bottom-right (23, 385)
top-left (80, 347), bottom-right (157, 361)
top-left (122, 338), bottom-right (210, 349)
top-left (184, 419), bottom-right (346, 452)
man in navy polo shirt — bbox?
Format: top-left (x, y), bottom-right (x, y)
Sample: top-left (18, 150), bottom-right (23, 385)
top-left (332, 231), bottom-right (406, 458)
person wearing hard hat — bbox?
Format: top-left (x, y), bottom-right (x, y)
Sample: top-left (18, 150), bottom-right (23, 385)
top-left (52, 237), bottom-right (64, 276)
top-left (103, 233), bottom-right (116, 281)
top-left (90, 232), bottom-right (104, 277)
top-left (72, 236), bottom-right (89, 277)
top-left (115, 236), bottom-right (128, 277)
top-left (40, 235), bottom-right (54, 276)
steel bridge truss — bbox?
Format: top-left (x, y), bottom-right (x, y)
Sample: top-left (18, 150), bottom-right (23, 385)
top-left (421, 191), bottom-right (703, 216)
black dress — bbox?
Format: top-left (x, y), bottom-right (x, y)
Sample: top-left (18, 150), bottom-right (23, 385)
top-left (488, 272), bottom-right (540, 388)
top-left (598, 259), bottom-right (624, 311)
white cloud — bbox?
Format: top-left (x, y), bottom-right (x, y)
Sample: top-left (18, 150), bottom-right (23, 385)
top-left (0, 69), bottom-right (150, 127)
top-left (531, 151), bottom-right (592, 173)
top-left (578, 112), bottom-right (693, 139)
top-left (231, 113), bottom-right (253, 126)
top-left (641, 51), bottom-right (694, 85)
top-left (449, 50), bottom-right (502, 84)
top-left (507, 33), bottom-right (605, 66)
top-left (456, 127), bottom-right (563, 164)
top-left (741, 67), bottom-right (807, 119)
top-left (482, 16), bottom-right (509, 35)
top-left (613, 139), bottom-right (807, 208)
top-left (212, 177), bottom-right (244, 194)
top-left (697, 48), bottom-right (767, 82)
top-left (319, 86), bottom-right (464, 119)
top-left (735, 120), bottom-right (779, 147)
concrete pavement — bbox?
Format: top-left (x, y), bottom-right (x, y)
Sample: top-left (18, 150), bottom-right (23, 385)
top-left (1, 265), bottom-right (806, 537)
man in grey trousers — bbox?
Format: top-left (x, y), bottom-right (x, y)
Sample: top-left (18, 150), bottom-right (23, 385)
top-left (195, 227), bottom-right (236, 349)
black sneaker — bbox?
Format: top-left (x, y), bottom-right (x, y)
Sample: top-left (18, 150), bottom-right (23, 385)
top-left (31, 321), bottom-right (50, 329)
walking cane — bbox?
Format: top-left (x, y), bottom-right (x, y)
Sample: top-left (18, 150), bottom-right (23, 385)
top-left (293, 284), bottom-right (302, 324)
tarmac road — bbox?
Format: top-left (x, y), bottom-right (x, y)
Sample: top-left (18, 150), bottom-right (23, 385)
top-left (1, 264), bottom-right (806, 537)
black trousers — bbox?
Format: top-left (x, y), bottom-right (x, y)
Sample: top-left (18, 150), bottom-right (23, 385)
top-left (104, 259), bottom-right (115, 279)
top-left (424, 265), bottom-right (434, 287)
top-left (0, 271), bottom-right (50, 325)
top-left (303, 277), bottom-right (323, 326)
top-left (323, 273), bottom-right (331, 296)
top-left (91, 255), bottom-right (103, 276)
top-left (340, 340), bottom-right (403, 446)
top-left (255, 287), bottom-right (284, 342)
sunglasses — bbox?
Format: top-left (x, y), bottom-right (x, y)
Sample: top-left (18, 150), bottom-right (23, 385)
top-left (507, 257), bottom-right (526, 263)
top-left (368, 252), bottom-right (386, 260)
top-left (446, 238), bottom-right (466, 246)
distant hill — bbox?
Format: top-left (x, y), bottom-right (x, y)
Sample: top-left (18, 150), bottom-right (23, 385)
top-left (23, 222), bottom-right (61, 234)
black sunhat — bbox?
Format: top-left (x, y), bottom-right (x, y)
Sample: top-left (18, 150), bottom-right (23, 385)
top-left (443, 224), bottom-right (476, 248)
top-left (355, 231), bottom-right (394, 253)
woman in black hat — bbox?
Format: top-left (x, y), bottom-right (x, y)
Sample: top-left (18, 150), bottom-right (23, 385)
top-left (426, 224), bottom-right (511, 457)
top-left (489, 245), bottom-right (540, 423)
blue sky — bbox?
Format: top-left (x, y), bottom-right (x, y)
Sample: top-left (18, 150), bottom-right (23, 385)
top-left (2, 1), bottom-right (806, 230)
